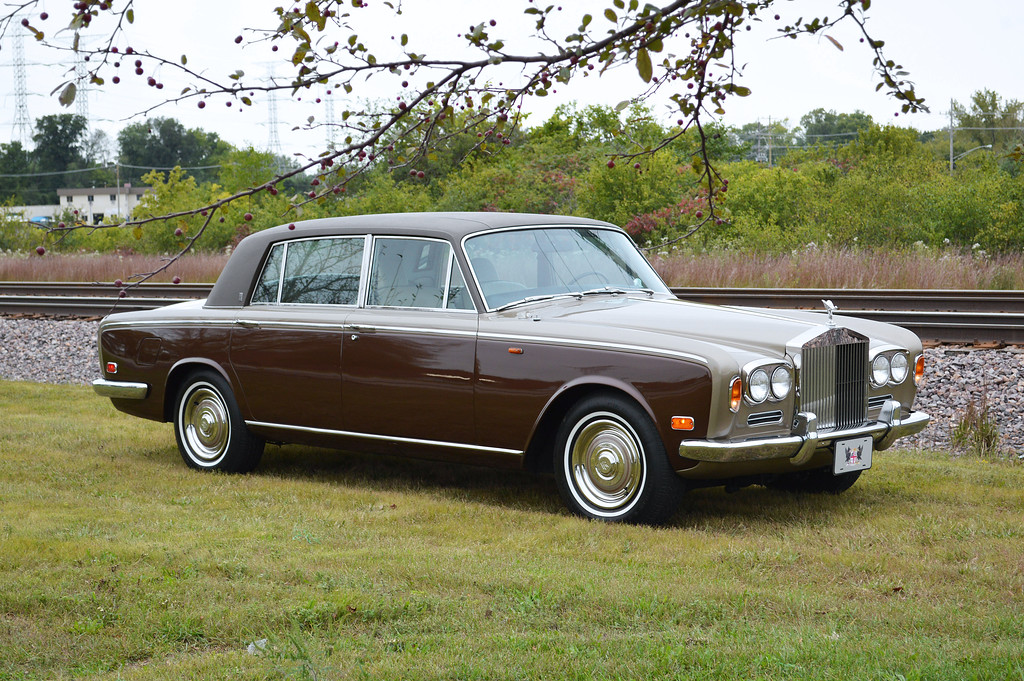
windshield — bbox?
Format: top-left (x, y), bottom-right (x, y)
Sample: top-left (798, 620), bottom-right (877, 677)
top-left (464, 226), bottom-right (670, 310)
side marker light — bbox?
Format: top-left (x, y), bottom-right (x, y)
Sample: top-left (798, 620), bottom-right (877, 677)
top-left (671, 416), bottom-right (695, 431)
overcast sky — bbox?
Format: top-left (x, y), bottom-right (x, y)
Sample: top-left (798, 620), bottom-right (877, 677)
top-left (4, 0), bottom-right (1021, 161)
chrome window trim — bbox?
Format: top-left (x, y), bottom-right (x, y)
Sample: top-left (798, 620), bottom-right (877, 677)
top-left (365, 234), bottom-right (466, 311)
top-left (460, 224), bottom-right (671, 313)
top-left (245, 420), bottom-right (523, 457)
top-left (248, 234), bottom-right (367, 308)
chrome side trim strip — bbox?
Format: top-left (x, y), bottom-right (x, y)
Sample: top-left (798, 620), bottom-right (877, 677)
top-left (92, 378), bottom-right (149, 400)
top-left (478, 332), bottom-right (708, 365)
top-left (245, 420), bottom-right (524, 457)
top-left (100, 319), bottom-right (237, 330)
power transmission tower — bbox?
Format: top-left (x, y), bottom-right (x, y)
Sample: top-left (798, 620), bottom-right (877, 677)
top-left (13, 30), bottom-right (33, 147)
top-left (266, 93), bottom-right (282, 156)
top-left (324, 95), bottom-right (336, 151)
top-left (75, 53), bottom-right (90, 133)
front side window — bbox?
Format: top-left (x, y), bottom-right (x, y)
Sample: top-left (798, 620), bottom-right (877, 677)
top-left (368, 237), bottom-right (452, 309)
top-left (250, 237), bottom-right (364, 305)
top-left (464, 226), bottom-right (670, 310)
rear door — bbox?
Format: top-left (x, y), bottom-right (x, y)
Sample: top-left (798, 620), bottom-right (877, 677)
top-left (341, 236), bottom-right (478, 446)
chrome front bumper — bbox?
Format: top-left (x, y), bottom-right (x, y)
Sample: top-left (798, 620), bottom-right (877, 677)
top-left (92, 378), bottom-right (149, 400)
top-left (679, 400), bottom-right (930, 465)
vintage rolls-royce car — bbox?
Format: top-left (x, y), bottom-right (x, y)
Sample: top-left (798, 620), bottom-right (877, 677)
top-left (93, 212), bottom-right (929, 523)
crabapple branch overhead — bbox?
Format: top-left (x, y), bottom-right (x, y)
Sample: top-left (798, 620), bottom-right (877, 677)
top-left (3, 0), bottom-right (926, 267)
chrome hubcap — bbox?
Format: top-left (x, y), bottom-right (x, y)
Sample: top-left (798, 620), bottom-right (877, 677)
top-left (181, 385), bottom-right (230, 464)
top-left (568, 414), bottom-right (644, 512)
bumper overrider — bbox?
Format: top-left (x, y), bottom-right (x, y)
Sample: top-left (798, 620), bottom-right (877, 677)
top-left (679, 400), bottom-right (930, 465)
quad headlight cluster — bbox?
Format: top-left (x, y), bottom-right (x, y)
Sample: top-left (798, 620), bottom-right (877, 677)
top-left (730, 362), bottom-right (793, 412)
top-left (870, 349), bottom-right (910, 388)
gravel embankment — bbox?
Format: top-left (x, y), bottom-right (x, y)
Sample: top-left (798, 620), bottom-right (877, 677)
top-left (2, 316), bottom-right (1021, 455)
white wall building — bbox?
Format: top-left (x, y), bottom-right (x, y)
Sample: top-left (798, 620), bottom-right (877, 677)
top-left (55, 185), bottom-right (148, 224)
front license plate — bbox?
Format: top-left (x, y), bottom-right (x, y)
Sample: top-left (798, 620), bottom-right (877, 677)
top-left (834, 436), bottom-right (872, 475)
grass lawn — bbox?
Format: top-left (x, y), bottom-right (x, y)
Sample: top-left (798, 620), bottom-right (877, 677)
top-left (1, 380), bottom-right (1022, 680)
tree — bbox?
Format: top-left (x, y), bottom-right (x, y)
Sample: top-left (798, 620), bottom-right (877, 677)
top-left (31, 114), bottom-right (90, 202)
top-left (800, 108), bottom-right (874, 147)
top-left (118, 118), bottom-right (231, 185)
top-left (5, 0), bottom-right (927, 277)
top-left (0, 142), bottom-right (35, 205)
top-left (953, 89), bottom-right (1024, 155)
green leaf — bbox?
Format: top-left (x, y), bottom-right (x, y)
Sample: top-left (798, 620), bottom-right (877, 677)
top-left (581, 13), bottom-right (592, 27)
top-left (401, 33), bottom-right (408, 46)
top-left (604, 8), bottom-right (617, 22)
top-left (126, 8), bottom-right (134, 23)
top-left (181, 54), bottom-right (188, 65)
top-left (636, 47), bottom-right (652, 83)
top-left (615, 100), bottom-right (630, 112)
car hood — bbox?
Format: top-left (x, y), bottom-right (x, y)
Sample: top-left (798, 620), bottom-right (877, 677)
top-left (484, 294), bottom-right (920, 371)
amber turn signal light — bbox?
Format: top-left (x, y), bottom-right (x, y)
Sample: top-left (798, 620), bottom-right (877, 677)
top-left (671, 416), bottom-right (695, 431)
top-left (914, 355), bottom-right (925, 386)
top-left (729, 377), bottom-right (742, 412)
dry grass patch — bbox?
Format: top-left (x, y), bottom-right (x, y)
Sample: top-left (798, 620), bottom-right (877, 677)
top-left (2, 380), bottom-right (1023, 680)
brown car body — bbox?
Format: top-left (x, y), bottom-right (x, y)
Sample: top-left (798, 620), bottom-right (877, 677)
top-left (94, 212), bottom-right (929, 523)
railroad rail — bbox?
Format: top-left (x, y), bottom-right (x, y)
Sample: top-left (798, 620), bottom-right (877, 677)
top-left (1, 282), bottom-right (1023, 344)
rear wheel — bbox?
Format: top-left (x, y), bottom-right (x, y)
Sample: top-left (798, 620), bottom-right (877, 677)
top-left (555, 394), bottom-right (682, 524)
top-left (174, 370), bottom-right (264, 473)
top-left (768, 468), bottom-right (861, 494)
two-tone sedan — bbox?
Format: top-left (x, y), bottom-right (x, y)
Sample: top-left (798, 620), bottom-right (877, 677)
top-left (93, 212), bottom-right (929, 523)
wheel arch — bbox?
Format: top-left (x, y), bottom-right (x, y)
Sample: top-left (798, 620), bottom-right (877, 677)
top-left (163, 359), bottom-right (236, 422)
top-left (523, 377), bottom-right (658, 474)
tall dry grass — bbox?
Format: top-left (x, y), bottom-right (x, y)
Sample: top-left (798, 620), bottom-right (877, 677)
top-left (652, 246), bottom-right (1024, 290)
top-left (3, 246), bottom-right (1023, 289)
top-left (0, 252), bottom-right (229, 283)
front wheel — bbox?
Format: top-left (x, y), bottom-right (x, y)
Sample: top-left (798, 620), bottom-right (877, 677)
top-left (555, 394), bottom-right (683, 524)
top-left (174, 370), bottom-right (264, 473)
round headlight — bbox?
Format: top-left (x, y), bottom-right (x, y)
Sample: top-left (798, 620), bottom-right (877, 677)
top-left (890, 353), bottom-right (909, 384)
top-left (748, 368), bottom-right (770, 403)
top-left (871, 354), bottom-right (891, 387)
top-left (770, 366), bottom-right (792, 400)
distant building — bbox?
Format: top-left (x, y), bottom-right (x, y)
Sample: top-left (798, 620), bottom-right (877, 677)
top-left (55, 185), bottom-right (148, 224)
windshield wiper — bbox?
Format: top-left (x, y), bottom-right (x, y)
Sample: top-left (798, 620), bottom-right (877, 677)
top-left (493, 293), bottom-right (578, 312)
top-left (581, 286), bottom-right (655, 297)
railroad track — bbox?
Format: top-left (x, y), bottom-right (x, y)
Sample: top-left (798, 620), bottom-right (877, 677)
top-left (2, 282), bottom-right (1023, 344)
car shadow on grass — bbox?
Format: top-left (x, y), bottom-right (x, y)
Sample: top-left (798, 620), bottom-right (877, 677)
top-left (246, 444), bottom-right (891, 527)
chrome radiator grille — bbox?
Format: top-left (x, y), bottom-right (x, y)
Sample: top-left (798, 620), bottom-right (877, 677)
top-left (799, 329), bottom-right (868, 432)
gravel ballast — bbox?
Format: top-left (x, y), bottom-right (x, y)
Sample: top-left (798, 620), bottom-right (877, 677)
top-left (2, 316), bottom-right (1021, 455)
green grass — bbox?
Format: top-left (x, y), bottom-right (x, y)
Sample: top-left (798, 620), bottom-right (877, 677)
top-left (2, 380), bottom-right (1023, 680)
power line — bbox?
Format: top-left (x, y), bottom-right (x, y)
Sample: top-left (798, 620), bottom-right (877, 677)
top-left (0, 162), bottom-right (227, 179)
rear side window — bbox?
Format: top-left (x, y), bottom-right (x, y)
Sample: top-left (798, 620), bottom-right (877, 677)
top-left (251, 237), bottom-right (364, 305)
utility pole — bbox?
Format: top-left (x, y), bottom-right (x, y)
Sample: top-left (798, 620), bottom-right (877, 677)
top-left (949, 98), bottom-right (955, 174)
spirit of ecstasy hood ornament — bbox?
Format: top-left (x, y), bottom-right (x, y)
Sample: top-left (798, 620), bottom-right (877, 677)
top-left (822, 299), bottom-right (838, 327)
